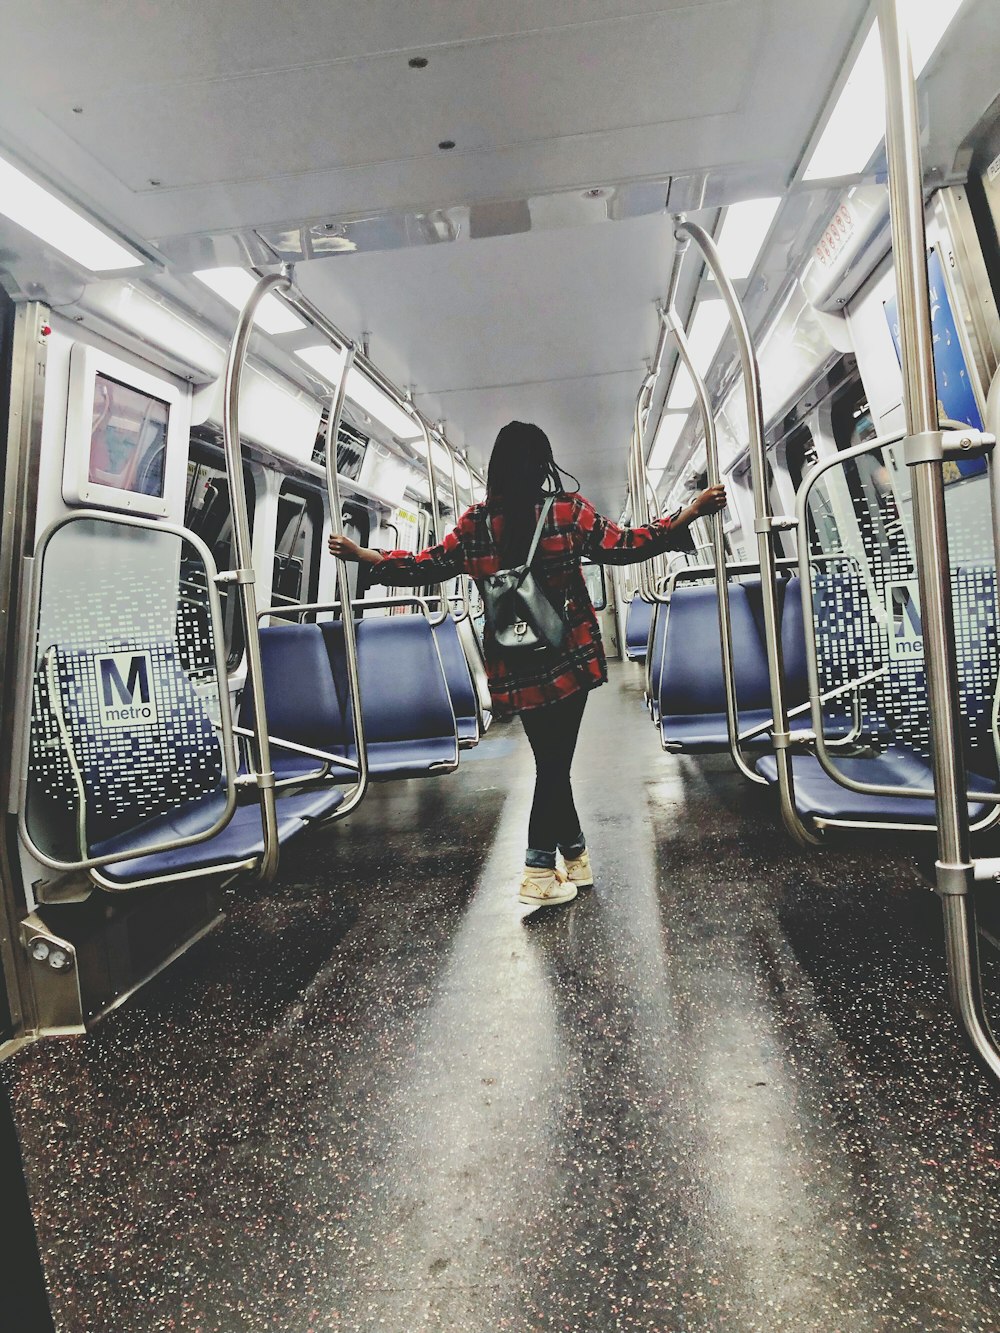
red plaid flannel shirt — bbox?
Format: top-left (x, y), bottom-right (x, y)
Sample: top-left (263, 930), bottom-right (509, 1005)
top-left (371, 495), bottom-right (683, 717)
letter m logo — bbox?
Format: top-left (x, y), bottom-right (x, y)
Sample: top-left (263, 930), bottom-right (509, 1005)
top-left (95, 651), bottom-right (158, 727)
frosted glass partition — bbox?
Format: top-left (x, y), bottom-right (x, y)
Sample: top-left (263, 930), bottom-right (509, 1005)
top-left (803, 448), bottom-right (999, 785)
top-left (21, 514), bottom-right (238, 874)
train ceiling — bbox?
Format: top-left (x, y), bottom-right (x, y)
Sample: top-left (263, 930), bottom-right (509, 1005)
top-left (0, 0), bottom-right (991, 509)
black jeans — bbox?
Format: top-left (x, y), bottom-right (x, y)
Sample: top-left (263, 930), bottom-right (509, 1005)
top-left (520, 691), bottom-right (588, 867)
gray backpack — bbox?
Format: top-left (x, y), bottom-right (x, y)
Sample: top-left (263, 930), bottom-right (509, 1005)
top-left (482, 496), bottom-right (567, 654)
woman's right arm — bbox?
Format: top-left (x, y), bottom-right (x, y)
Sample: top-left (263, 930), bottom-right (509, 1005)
top-left (327, 509), bottom-right (472, 586)
top-left (579, 486), bottom-right (726, 565)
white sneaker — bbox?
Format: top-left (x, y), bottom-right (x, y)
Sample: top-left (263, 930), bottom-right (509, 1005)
top-left (559, 848), bottom-right (594, 889)
top-left (518, 866), bottom-right (577, 907)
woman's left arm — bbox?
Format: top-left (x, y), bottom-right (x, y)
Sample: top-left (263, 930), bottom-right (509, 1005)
top-left (580, 486), bottom-right (726, 565)
top-left (328, 513), bottom-right (471, 587)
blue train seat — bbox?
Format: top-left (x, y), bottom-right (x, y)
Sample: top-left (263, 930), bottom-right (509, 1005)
top-left (646, 601), bottom-right (669, 721)
top-left (658, 583), bottom-right (773, 751)
top-left (33, 640), bottom-right (335, 888)
top-left (321, 616), bottom-right (460, 779)
top-left (754, 750), bottom-right (996, 825)
top-left (624, 595), bottom-right (654, 662)
top-left (91, 790), bottom-right (327, 886)
top-left (779, 577), bottom-right (855, 742)
top-left (240, 623), bottom-right (351, 789)
top-left (432, 614), bottom-right (480, 747)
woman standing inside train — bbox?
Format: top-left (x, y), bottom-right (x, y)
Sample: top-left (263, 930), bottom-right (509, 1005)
top-left (328, 421), bottom-right (726, 908)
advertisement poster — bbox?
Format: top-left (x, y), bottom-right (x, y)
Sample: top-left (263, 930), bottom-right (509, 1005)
top-left (883, 247), bottom-right (986, 479)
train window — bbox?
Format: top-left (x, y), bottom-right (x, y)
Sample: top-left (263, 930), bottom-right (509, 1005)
top-left (785, 425), bottom-right (818, 493)
top-left (273, 480), bottom-right (323, 615)
top-left (184, 450), bottom-right (255, 669)
top-left (583, 562), bottom-right (607, 610)
top-left (831, 383), bottom-right (877, 452)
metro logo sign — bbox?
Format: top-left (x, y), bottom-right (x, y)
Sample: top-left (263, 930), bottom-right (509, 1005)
top-left (886, 581), bottom-right (923, 661)
top-left (94, 651), bottom-right (158, 727)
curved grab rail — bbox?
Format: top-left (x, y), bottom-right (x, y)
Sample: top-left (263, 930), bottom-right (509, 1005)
top-left (661, 297), bottom-right (758, 784)
top-left (442, 427), bottom-right (471, 623)
top-left (674, 218), bottom-right (817, 845)
top-left (322, 342), bottom-right (371, 821)
top-left (222, 273), bottom-right (286, 880)
top-left (407, 408), bottom-right (449, 628)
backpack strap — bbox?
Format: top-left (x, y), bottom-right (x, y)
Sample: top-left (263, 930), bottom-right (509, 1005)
top-left (524, 495), bottom-right (556, 569)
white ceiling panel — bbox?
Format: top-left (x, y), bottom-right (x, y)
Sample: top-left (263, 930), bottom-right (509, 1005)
top-left (296, 213), bottom-right (681, 511)
top-left (0, 0), bottom-right (868, 241)
top-left (2, 1), bottom-right (730, 90)
top-left (42, 6), bottom-right (759, 192)
top-left (0, 0), bottom-right (878, 513)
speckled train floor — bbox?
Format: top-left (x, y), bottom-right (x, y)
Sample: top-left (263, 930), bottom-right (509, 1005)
top-left (6, 664), bottom-right (1000, 1332)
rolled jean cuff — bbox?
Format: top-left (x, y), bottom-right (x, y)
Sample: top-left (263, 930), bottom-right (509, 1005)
top-left (558, 832), bottom-right (586, 858)
top-left (525, 847), bottom-right (557, 870)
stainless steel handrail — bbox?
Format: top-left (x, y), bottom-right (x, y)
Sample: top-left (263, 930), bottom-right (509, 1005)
top-left (321, 340), bottom-right (371, 821)
top-left (442, 426), bottom-right (471, 623)
top-left (408, 409), bottom-right (449, 627)
top-left (16, 512), bottom-right (240, 879)
top-left (223, 273), bottom-right (283, 880)
top-left (662, 293), bottom-right (754, 783)
top-left (878, 0), bottom-right (1000, 1077)
top-left (675, 218), bottom-right (816, 845)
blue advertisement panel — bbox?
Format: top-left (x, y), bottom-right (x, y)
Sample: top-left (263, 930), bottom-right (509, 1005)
top-left (883, 247), bottom-right (986, 478)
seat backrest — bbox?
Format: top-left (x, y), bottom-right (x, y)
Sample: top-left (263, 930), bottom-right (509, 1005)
top-left (647, 602), bottom-right (669, 702)
top-left (432, 616), bottom-right (478, 724)
top-left (240, 623), bottom-right (347, 750)
top-left (779, 577), bottom-right (809, 707)
top-left (625, 595), bottom-right (653, 657)
top-left (456, 614), bottom-right (493, 716)
top-left (36, 640), bottom-right (223, 849)
top-left (321, 616), bottom-right (457, 744)
top-left (658, 582), bottom-right (772, 717)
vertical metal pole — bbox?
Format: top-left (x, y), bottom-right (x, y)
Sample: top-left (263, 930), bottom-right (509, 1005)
top-left (442, 426), bottom-right (470, 622)
top-left (411, 410), bottom-right (447, 625)
top-left (324, 343), bottom-right (370, 818)
top-left (0, 303), bottom-right (48, 1042)
top-left (677, 219), bottom-right (816, 844)
top-left (878, 0), bottom-right (1000, 1078)
top-left (664, 304), bottom-right (765, 785)
top-left (222, 274), bottom-right (284, 880)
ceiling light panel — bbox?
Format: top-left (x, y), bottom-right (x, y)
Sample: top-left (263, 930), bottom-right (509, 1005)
top-left (716, 197), bottom-right (782, 279)
top-left (294, 346), bottom-right (423, 442)
top-left (0, 153), bottom-right (141, 272)
top-left (667, 363), bottom-right (697, 412)
top-left (686, 301), bottom-right (731, 379)
top-left (194, 267), bottom-right (306, 335)
top-left (803, 1), bottom-right (967, 181)
top-left (647, 413), bottom-right (687, 471)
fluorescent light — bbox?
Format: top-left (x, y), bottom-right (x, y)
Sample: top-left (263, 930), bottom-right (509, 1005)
top-left (0, 153), bottom-right (141, 272)
top-left (647, 467), bottom-right (664, 495)
top-left (803, 24), bottom-right (884, 180)
top-left (296, 343), bottom-right (349, 380)
top-left (294, 345), bottom-right (423, 441)
top-left (194, 267), bottom-right (306, 335)
top-left (667, 363), bottom-right (696, 411)
top-left (804, 1), bottom-right (966, 181)
top-left (343, 369), bottom-right (424, 441)
top-left (716, 197), bottom-right (781, 279)
top-left (647, 413), bottom-right (688, 471)
top-left (430, 440), bottom-right (453, 478)
top-left (908, 0), bottom-right (966, 75)
top-left (686, 301), bottom-right (731, 378)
